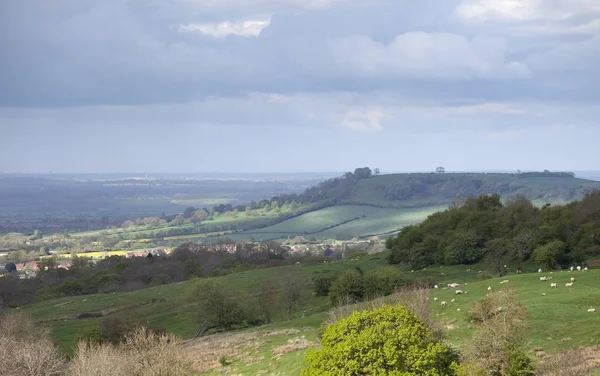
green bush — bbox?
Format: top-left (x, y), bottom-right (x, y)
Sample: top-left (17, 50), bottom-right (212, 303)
top-left (302, 304), bottom-right (458, 375)
top-left (329, 269), bottom-right (364, 305)
top-left (313, 276), bottom-right (336, 297)
top-left (363, 267), bottom-right (404, 298)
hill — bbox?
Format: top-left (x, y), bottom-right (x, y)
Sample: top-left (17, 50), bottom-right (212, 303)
top-left (18, 254), bottom-right (600, 374)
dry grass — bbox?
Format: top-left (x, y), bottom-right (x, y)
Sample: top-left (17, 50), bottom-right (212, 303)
top-left (272, 337), bottom-right (312, 355)
top-left (323, 285), bottom-right (442, 339)
top-left (0, 312), bottom-right (64, 376)
top-left (65, 327), bottom-right (195, 376)
top-left (535, 347), bottom-right (600, 376)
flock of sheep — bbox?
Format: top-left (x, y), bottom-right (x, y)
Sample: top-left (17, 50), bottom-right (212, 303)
top-left (431, 266), bottom-right (596, 313)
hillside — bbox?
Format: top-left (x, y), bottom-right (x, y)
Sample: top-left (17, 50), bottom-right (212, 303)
top-left (347, 172), bottom-right (600, 208)
top-left (19, 255), bottom-right (600, 374)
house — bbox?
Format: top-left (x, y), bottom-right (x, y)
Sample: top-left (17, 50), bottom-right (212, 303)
top-left (58, 261), bottom-right (72, 270)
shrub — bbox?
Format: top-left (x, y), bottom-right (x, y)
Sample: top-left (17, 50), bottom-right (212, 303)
top-left (329, 269), bottom-right (364, 305)
top-left (363, 267), bottom-right (403, 298)
top-left (313, 276), bottom-right (336, 297)
top-left (66, 327), bottom-right (196, 376)
top-left (302, 304), bottom-right (458, 375)
top-left (0, 311), bottom-right (64, 376)
top-left (463, 289), bottom-right (533, 376)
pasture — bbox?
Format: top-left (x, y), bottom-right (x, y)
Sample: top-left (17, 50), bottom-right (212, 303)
top-left (21, 251), bottom-right (600, 375)
top-left (212, 205), bottom-right (444, 241)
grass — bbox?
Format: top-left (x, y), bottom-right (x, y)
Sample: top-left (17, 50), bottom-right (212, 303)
top-left (21, 254), bottom-right (600, 374)
top-left (212, 205), bottom-right (445, 241)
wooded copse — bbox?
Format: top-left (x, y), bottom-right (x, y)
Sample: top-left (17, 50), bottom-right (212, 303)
top-left (386, 191), bottom-right (600, 271)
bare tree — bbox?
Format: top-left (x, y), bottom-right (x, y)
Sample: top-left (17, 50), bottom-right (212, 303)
top-left (278, 270), bottom-right (305, 320)
top-left (256, 276), bottom-right (278, 323)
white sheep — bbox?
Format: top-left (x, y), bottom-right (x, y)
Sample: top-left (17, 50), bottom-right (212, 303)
top-left (441, 301), bottom-right (447, 306)
top-left (577, 266), bottom-right (581, 271)
top-left (540, 276), bottom-right (548, 281)
top-left (583, 267), bottom-right (588, 272)
top-left (499, 280), bottom-right (509, 284)
top-left (570, 277), bottom-right (575, 282)
top-left (464, 291), bottom-right (468, 294)
top-left (455, 290), bottom-right (463, 295)
top-left (550, 283), bottom-right (557, 288)
top-left (457, 308), bottom-right (461, 312)
top-left (565, 282), bottom-right (574, 287)
top-left (448, 283), bottom-right (461, 288)
top-left (487, 286), bottom-right (492, 291)
top-left (570, 266), bottom-right (574, 272)
top-left (434, 285), bottom-right (439, 289)
top-left (451, 299), bottom-right (455, 303)
top-left (542, 293), bottom-right (546, 296)
top-left (434, 297), bottom-right (438, 301)
top-left (588, 308), bottom-right (596, 313)
top-left (538, 268), bottom-right (542, 273)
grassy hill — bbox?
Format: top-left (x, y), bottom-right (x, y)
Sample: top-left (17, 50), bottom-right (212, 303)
top-left (217, 205), bottom-right (446, 242)
top-left (348, 172), bottom-right (600, 208)
top-left (20, 252), bottom-right (600, 375)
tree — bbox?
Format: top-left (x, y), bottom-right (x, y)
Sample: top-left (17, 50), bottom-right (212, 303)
top-left (256, 277), bottom-right (278, 323)
top-left (313, 276), bottom-right (336, 297)
top-left (302, 305), bottom-right (458, 375)
top-left (485, 238), bottom-right (509, 277)
top-left (373, 168), bottom-right (381, 176)
top-left (4, 262), bottom-right (16, 273)
top-left (187, 279), bottom-right (247, 337)
top-left (183, 207), bottom-right (196, 219)
top-left (436, 166), bottom-right (446, 173)
top-left (532, 240), bottom-right (566, 269)
top-left (278, 270), bottom-right (304, 320)
top-left (329, 269), bottom-right (364, 305)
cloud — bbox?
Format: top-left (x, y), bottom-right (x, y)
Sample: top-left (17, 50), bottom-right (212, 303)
top-left (331, 32), bottom-right (530, 79)
top-left (179, 17), bottom-right (271, 38)
top-left (487, 131), bottom-right (526, 141)
top-left (455, 0), bottom-right (600, 23)
top-left (340, 107), bottom-right (390, 131)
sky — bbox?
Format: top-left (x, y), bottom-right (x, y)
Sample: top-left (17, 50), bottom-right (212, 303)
top-left (1, 0), bottom-right (599, 173)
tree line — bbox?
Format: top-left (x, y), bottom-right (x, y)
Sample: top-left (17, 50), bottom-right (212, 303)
top-left (386, 191), bottom-right (600, 271)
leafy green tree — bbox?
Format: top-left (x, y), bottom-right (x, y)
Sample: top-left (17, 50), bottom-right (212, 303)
top-left (313, 276), bottom-right (336, 297)
top-left (187, 279), bottom-right (247, 337)
top-left (363, 267), bottom-right (403, 298)
top-left (532, 240), bottom-right (567, 269)
top-left (329, 269), bottom-right (364, 305)
top-left (302, 305), bottom-right (458, 375)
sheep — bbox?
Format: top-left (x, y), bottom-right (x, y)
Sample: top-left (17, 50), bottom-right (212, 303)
top-left (448, 283), bottom-right (461, 288)
top-left (441, 301), bottom-right (447, 306)
top-left (451, 299), bottom-right (455, 303)
top-left (542, 293), bottom-right (546, 296)
top-left (583, 267), bottom-right (588, 272)
top-left (434, 285), bottom-right (439, 289)
top-left (570, 277), bottom-right (575, 282)
top-left (499, 280), bottom-right (509, 284)
top-left (540, 276), bottom-right (549, 281)
top-left (570, 266), bottom-right (574, 272)
top-left (565, 282), bottom-right (574, 287)
top-left (588, 308), bottom-right (596, 313)
top-left (457, 308), bottom-right (461, 312)
top-left (550, 283), bottom-right (557, 288)
top-left (464, 291), bottom-right (468, 294)
top-left (577, 266), bottom-right (581, 271)
top-left (487, 286), bottom-right (492, 291)
top-left (434, 297), bottom-right (438, 301)
top-left (455, 290), bottom-right (463, 295)
top-left (538, 268), bottom-right (542, 273)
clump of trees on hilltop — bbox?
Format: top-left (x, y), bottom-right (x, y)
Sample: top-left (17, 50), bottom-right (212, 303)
top-left (387, 191), bottom-right (600, 271)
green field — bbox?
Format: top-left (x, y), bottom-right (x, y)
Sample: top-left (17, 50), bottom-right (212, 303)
top-left (209, 205), bottom-right (445, 242)
top-left (20, 252), bottom-right (600, 375)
